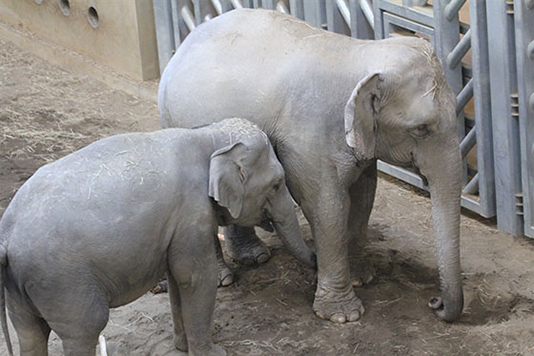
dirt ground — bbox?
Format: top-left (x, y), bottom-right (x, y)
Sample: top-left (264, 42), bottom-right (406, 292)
top-left (1, 37), bottom-right (534, 356)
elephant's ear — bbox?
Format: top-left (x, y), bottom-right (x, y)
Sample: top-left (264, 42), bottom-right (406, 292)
top-left (344, 73), bottom-right (383, 160)
top-left (209, 142), bottom-right (248, 219)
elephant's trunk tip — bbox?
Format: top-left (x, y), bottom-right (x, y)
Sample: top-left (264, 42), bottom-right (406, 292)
top-left (428, 292), bottom-right (464, 323)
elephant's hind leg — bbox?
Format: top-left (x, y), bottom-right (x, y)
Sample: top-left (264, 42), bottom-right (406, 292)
top-left (224, 226), bottom-right (271, 266)
top-left (347, 162), bottom-right (378, 287)
top-left (44, 292), bottom-right (109, 356)
top-left (6, 294), bottom-right (51, 356)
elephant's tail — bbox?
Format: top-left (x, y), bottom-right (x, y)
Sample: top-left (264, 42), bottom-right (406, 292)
top-left (0, 244), bottom-right (13, 356)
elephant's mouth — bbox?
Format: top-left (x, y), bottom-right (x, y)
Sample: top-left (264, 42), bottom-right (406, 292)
top-left (257, 219), bottom-right (274, 232)
top-left (410, 152), bottom-right (429, 186)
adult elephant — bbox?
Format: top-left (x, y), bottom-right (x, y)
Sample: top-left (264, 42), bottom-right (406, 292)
top-left (158, 9), bottom-right (463, 323)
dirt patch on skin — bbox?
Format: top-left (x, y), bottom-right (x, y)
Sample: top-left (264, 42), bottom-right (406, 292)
top-left (1, 38), bottom-right (534, 355)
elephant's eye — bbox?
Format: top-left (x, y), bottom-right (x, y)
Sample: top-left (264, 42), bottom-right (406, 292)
top-left (410, 124), bottom-right (430, 138)
top-left (272, 177), bottom-right (284, 192)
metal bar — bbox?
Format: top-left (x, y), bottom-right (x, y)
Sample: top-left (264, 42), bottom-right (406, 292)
top-left (456, 77), bottom-right (473, 115)
top-left (434, 0), bottom-right (462, 84)
top-left (463, 173), bottom-right (479, 195)
top-left (359, 0), bottom-right (374, 28)
top-left (304, 0), bottom-right (326, 28)
top-left (231, 0), bottom-right (244, 8)
top-left (487, 0), bottom-right (524, 235)
top-left (377, 163), bottom-right (489, 217)
top-left (181, 5), bottom-right (196, 31)
top-left (434, 0), bottom-right (466, 185)
top-left (382, 12), bottom-right (434, 42)
top-left (460, 127), bottom-right (476, 159)
top-left (377, 161), bottom-right (427, 189)
top-left (290, 0), bottom-right (305, 19)
top-left (402, 0), bottom-right (429, 5)
top-left (326, 0), bottom-right (350, 34)
top-left (348, 0), bottom-right (374, 39)
top-left (211, 0), bottom-right (223, 14)
top-left (170, 0), bottom-right (182, 49)
top-left (263, 0), bottom-right (276, 10)
top-left (374, 0), bottom-right (434, 28)
top-left (372, 0), bottom-right (384, 39)
top-left (447, 29), bottom-right (471, 70)
top-left (153, 0), bottom-right (175, 75)
top-left (277, 0), bottom-right (290, 13)
top-left (193, 0), bottom-right (202, 25)
top-left (469, 0), bottom-right (496, 218)
top-left (444, 0), bottom-right (467, 21)
top-left (515, 0), bottom-right (534, 237)
top-left (336, 0), bottom-right (351, 25)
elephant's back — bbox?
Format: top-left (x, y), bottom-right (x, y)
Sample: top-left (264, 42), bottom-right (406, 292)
top-left (2, 131), bottom-right (195, 250)
top-left (158, 9), bottom-right (345, 130)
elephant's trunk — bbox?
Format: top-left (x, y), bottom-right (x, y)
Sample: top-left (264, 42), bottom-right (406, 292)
top-left (270, 186), bottom-right (317, 269)
top-left (421, 143), bottom-right (464, 322)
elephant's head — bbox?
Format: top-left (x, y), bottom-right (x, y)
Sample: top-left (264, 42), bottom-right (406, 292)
top-left (208, 119), bottom-right (316, 269)
top-left (345, 38), bottom-right (463, 322)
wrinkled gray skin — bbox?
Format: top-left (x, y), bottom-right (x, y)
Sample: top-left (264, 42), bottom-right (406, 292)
top-left (0, 118), bottom-right (316, 356)
top-left (159, 9), bottom-right (463, 324)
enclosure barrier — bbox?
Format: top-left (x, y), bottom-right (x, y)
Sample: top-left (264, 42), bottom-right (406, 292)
top-left (153, 0), bottom-right (534, 238)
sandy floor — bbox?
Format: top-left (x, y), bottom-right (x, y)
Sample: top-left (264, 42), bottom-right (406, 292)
top-left (1, 38), bottom-right (534, 356)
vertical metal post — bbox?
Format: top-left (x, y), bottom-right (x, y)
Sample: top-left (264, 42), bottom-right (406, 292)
top-left (487, 1), bottom-right (524, 235)
top-left (326, 0), bottom-right (350, 35)
top-left (349, 0), bottom-right (374, 39)
top-left (153, 0), bottom-right (175, 75)
top-left (433, 1), bottom-right (463, 99)
top-left (434, 0), bottom-right (466, 186)
top-left (303, 0), bottom-right (326, 28)
top-left (290, 0), bottom-right (305, 19)
top-left (515, 0), bottom-right (534, 237)
top-left (468, 0), bottom-right (496, 217)
top-left (262, 0), bottom-right (276, 10)
top-left (372, 0), bottom-right (385, 39)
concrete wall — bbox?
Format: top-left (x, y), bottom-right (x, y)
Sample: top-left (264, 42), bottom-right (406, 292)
top-left (0, 0), bottom-right (159, 81)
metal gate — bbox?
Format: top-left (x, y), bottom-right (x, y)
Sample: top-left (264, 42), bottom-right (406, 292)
top-left (152, 0), bottom-right (534, 237)
top-left (515, 0), bottom-right (534, 238)
top-left (369, 0), bottom-right (496, 219)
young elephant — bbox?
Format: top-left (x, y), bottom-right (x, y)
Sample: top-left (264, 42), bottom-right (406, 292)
top-left (0, 118), bottom-right (316, 356)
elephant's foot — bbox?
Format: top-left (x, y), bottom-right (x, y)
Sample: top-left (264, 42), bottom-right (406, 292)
top-left (151, 280), bottom-right (168, 294)
top-left (225, 232), bottom-right (271, 266)
top-left (218, 265), bottom-right (234, 287)
top-left (174, 334), bottom-right (188, 352)
top-left (313, 284), bottom-right (365, 323)
top-left (351, 262), bottom-right (375, 287)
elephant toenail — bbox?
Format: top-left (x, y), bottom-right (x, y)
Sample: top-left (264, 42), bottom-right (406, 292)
top-left (256, 253), bottom-right (269, 264)
top-left (314, 309), bottom-right (326, 320)
top-left (330, 313), bottom-right (347, 323)
top-left (220, 275), bottom-right (233, 287)
top-left (351, 278), bottom-right (363, 287)
top-left (348, 310), bottom-right (361, 322)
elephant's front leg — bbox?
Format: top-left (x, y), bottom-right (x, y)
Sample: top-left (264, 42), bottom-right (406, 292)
top-left (304, 190), bottom-right (365, 323)
top-left (224, 225), bottom-right (271, 265)
top-left (347, 162), bottom-right (378, 287)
